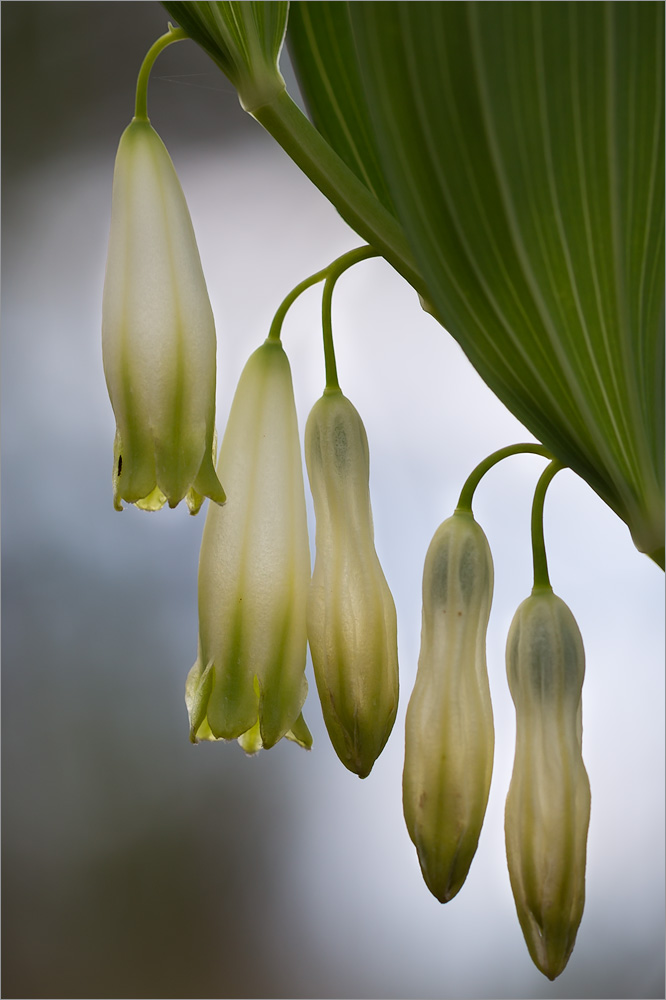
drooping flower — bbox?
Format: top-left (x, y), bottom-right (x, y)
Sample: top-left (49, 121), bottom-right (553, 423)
top-left (187, 339), bottom-right (312, 751)
top-left (504, 588), bottom-right (591, 980)
top-left (305, 389), bottom-right (398, 778)
top-left (102, 118), bottom-right (225, 513)
top-left (403, 510), bottom-right (495, 902)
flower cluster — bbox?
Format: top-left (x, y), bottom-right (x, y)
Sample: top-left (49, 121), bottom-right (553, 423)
top-left (103, 91), bottom-right (589, 981)
top-left (102, 118), bottom-right (397, 764)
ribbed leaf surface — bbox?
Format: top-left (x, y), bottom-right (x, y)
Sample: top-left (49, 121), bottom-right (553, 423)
top-left (289, 1), bottom-right (664, 560)
top-left (287, 4), bottom-right (396, 214)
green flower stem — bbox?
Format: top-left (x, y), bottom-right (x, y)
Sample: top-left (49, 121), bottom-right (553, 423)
top-left (456, 444), bottom-right (553, 514)
top-left (267, 246), bottom-right (379, 392)
top-left (322, 246), bottom-right (379, 391)
top-left (135, 25), bottom-right (189, 121)
top-left (531, 461), bottom-right (564, 591)
top-left (252, 89), bottom-right (428, 301)
top-left (267, 265), bottom-right (331, 342)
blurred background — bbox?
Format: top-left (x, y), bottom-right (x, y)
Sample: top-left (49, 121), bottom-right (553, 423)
top-left (2, 4), bottom-right (664, 998)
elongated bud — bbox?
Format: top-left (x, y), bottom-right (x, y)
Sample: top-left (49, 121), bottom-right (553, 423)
top-left (187, 340), bottom-right (312, 752)
top-left (305, 390), bottom-right (398, 778)
top-left (102, 119), bottom-right (225, 513)
top-left (505, 589), bottom-right (591, 980)
top-left (403, 510), bottom-right (494, 902)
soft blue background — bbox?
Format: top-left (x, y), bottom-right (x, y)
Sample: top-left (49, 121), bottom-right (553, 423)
top-left (2, 5), bottom-right (664, 998)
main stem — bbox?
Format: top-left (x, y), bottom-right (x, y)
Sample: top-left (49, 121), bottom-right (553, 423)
top-left (252, 90), bottom-right (428, 301)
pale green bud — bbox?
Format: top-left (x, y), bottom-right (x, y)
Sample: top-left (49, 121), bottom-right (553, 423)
top-left (187, 340), bottom-right (312, 752)
top-left (102, 119), bottom-right (225, 513)
top-left (403, 511), bottom-right (494, 902)
top-left (305, 390), bottom-right (398, 778)
top-left (505, 590), bottom-right (591, 980)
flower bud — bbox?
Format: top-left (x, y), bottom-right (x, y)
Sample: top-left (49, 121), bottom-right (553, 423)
top-left (187, 340), bottom-right (311, 751)
top-left (102, 119), bottom-right (225, 513)
top-left (305, 390), bottom-right (398, 778)
top-left (504, 589), bottom-right (591, 980)
top-left (403, 510), bottom-right (494, 902)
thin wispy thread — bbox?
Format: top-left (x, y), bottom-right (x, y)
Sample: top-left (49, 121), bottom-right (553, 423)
top-left (153, 73), bottom-right (233, 94)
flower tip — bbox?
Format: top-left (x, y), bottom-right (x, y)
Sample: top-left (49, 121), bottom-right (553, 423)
top-left (208, 484), bottom-right (227, 507)
top-left (238, 719), bottom-right (263, 755)
top-left (354, 760), bottom-right (373, 780)
top-left (341, 744), bottom-right (377, 779)
top-left (186, 494), bottom-right (204, 517)
top-left (285, 713), bottom-right (313, 750)
top-left (432, 880), bottom-right (463, 905)
top-left (417, 848), bottom-right (471, 904)
top-left (533, 949), bottom-right (570, 981)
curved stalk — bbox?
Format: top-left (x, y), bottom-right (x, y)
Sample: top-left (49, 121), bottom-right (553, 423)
top-left (267, 265), bottom-right (330, 342)
top-left (531, 461), bottom-right (564, 591)
top-left (321, 247), bottom-right (379, 391)
top-left (456, 444), bottom-right (553, 514)
top-left (135, 25), bottom-right (189, 120)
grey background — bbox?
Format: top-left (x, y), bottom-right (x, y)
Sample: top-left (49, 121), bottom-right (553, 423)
top-left (2, 4), bottom-right (664, 998)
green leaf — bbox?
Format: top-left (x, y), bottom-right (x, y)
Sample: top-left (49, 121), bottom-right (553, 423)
top-left (289, 1), bottom-right (664, 564)
top-left (287, 4), bottom-right (396, 215)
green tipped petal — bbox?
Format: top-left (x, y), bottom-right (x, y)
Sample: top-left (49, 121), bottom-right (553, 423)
top-left (285, 713), bottom-right (313, 751)
top-left (102, 119), bottom-right (224, 513)
top-left (185, 657), bottom-right (214, 743)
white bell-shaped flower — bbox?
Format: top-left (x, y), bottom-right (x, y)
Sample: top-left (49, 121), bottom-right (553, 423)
top-left (187, 340), bottom-right (312, 752)
top-left (102, 119), bottom-right (225, 513)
